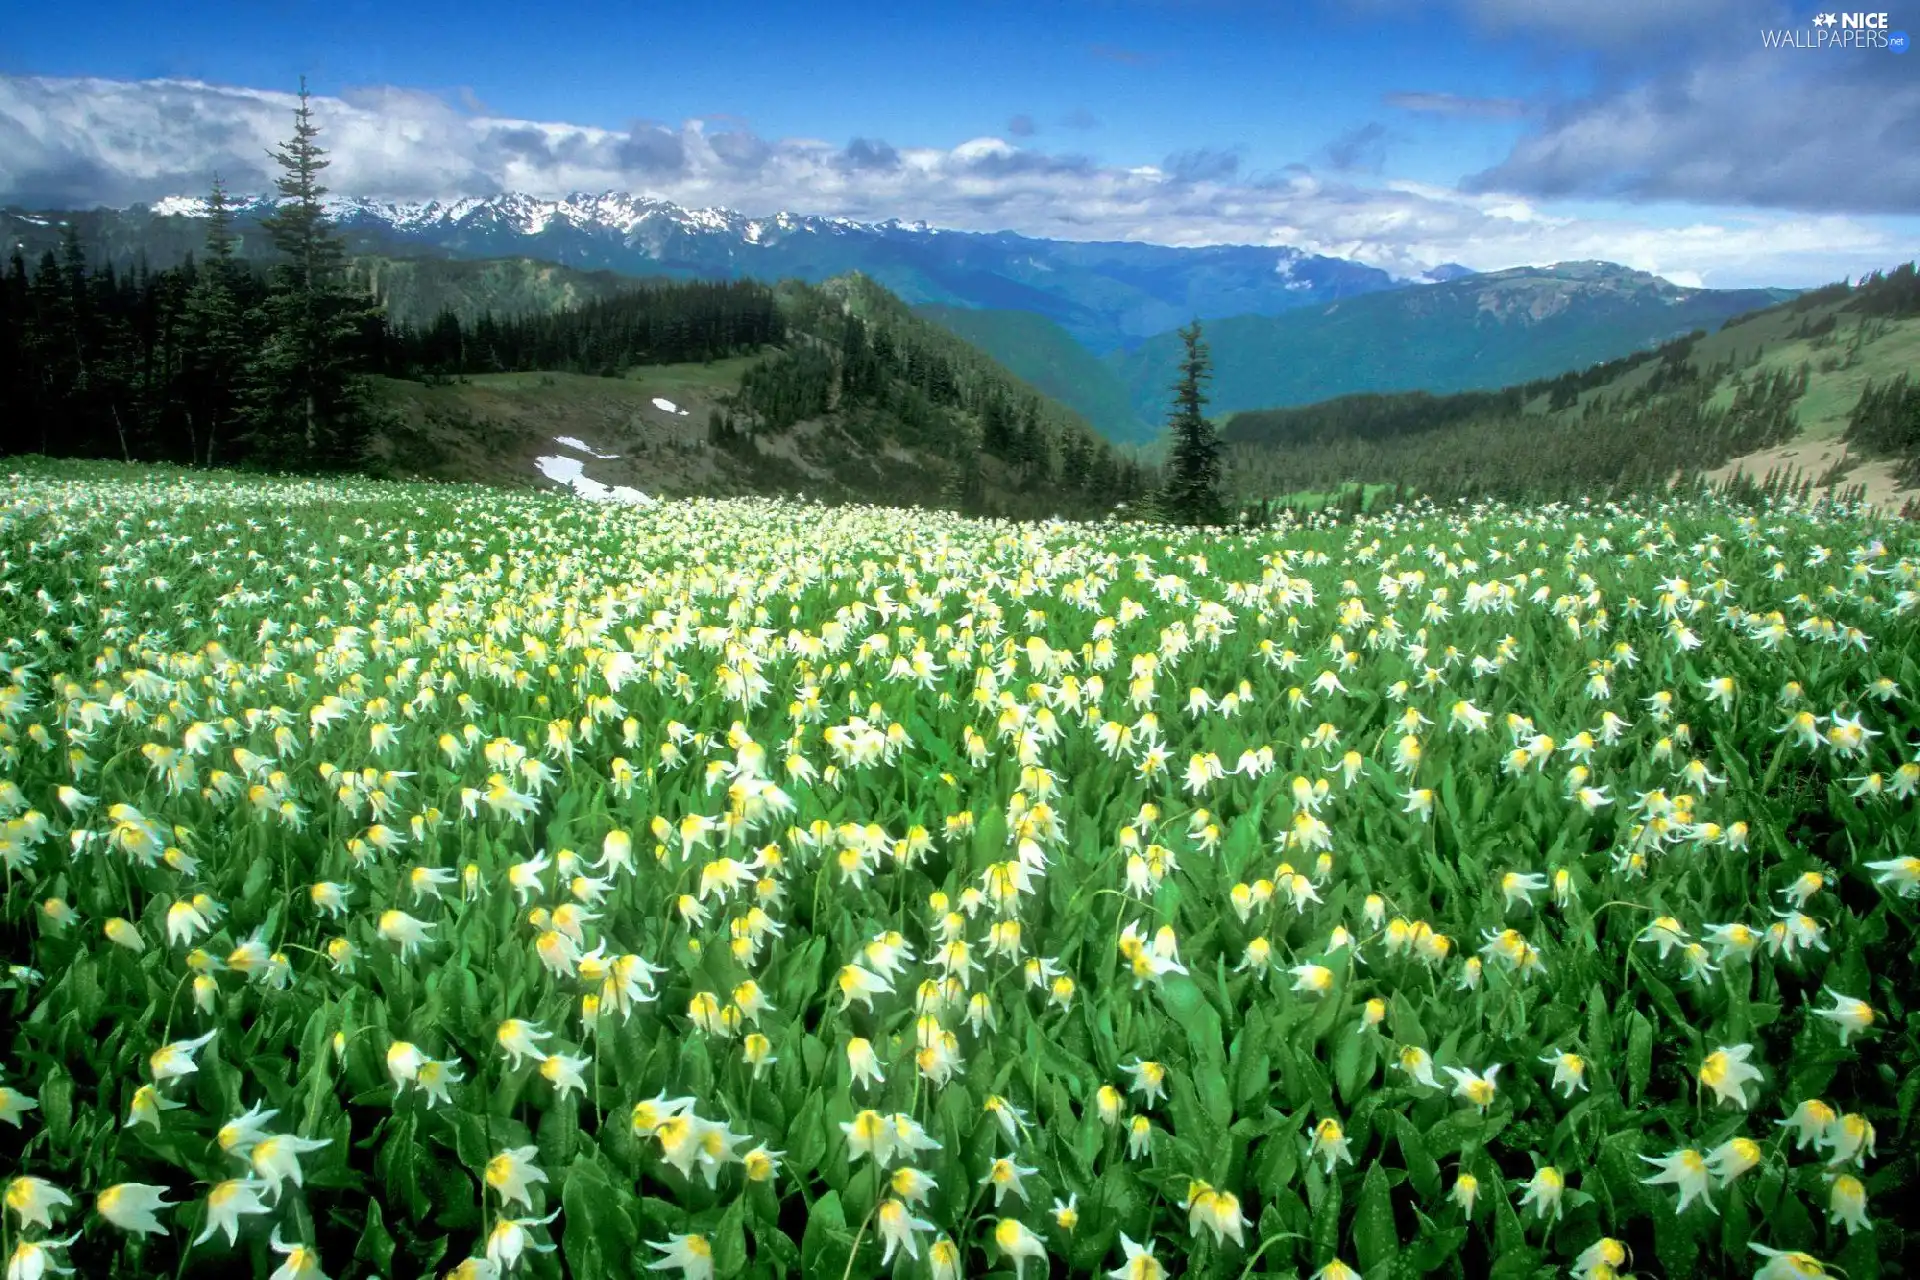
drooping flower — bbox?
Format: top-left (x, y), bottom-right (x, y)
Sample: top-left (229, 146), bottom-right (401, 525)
top-left (251, 1136), bottom-right (334, 1205)
top-left (148, 1030), bottom-right (218, 1083)
top-left (1309, 1117), bottom-right (1353, 1173)
top-left (992, 1219), bottom-right (1048, 1280)
top-left (1750, 1243), bottom-right (1832, 1279)
top-left (5, 1178), bottom-right (72, 1231)
top-left (1641, 1148), bottom-right (1715, 1215)
top-left (1109, 1234), bottom-right (1167, 1280)
top-left (1444, 1064), bottom-right (1501, 1113)
top-left (1811, 991), bottom-right (1877, 1046)
top-left (1538, 1051), bottom-right (1588, 1098)
top-left (876, 1199), bottom-right (936, 1265)
top-left (194, 1179), bottom-right (272, 1246)
top-left (1517, 1166), bottom-right (1565, 1222)
top-left (95, 1183), bottom-right (174, 1237)
top-left (1827, 1174), bottom-right (1870, 1236)
top-left (1698, 1044), bottom-right (1764, 1110)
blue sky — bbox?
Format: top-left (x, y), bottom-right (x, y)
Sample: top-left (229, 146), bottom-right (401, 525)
top-left (2, 0), bottom-right (1916, 285)
top-left (3, 0), bottom-right (1561, 181)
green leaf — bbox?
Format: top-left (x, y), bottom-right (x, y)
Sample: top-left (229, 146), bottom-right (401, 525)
top-left (1652, 1194), bottom-right (1702, 1279)
top-left (787, 1092), bottom-right (826, 1175)
top-left (1626, 1011), bottom-right (1654, 1106)
top-left (1396, 1114), bottom-right (1441, 1202)
top-left (1196, 1063), bottom-right (1233, 1141)
top-left (1402, 1206), bottom-right (1469, 1276)
top-left (39, 1069), bottom-right (74, 1146)
top-left (353, 1197), bottom-right (397, 1276)
top-left (800, 1189), bottom-right (850, 1276)
top-left (1233, 1047), bottom-right (1272, 1114)
top-left (1423, 1111), bottom-right (1493, 1159)
top-left (1334, 1031), bottom-right (1378, 1106)
top-left (376, 1112), bottom-right (431, 1222)
top-left (712, 1198), bottom-right (749, 1278)
top-left (1586, 981), bottom-right (1612, 1060)
top-left (754, 1225), bottom-right (800, 1277)
top-left (1354, 1160), bottom-right (1398, 1275)
top-left (1310, 1173), bottom-right (1344, 1264)
top-left (562, 1154), bottom-right (640, 1280)
top-left (1168, 1072), bottom-right (1226, 1181)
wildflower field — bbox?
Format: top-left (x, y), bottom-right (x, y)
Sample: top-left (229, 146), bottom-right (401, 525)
top-left (0, 462), bottom-right (1915, 1280)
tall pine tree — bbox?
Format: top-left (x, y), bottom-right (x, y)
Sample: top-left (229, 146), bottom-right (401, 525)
top-left (245, 79), bottom-right (381, 469)
top-left (1163, 319), bottom-right (1224, 525)
top-left (181, 175), bottom-right (251, 466)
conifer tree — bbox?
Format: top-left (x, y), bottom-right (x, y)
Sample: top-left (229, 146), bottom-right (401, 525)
top-left (245, 78), bottom-right (381, 469)
top-left (181, 174), bottom-right (249, 465)
top-left (1163, 319), bottom-right (1223, 525)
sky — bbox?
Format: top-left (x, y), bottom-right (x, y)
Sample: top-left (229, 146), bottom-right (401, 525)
top-left (1, 0), bottom-right (1916, 286)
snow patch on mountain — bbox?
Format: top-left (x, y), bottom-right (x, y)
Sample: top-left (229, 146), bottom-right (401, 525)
top-left (534, 455), bottom-right (654, 504)
top-left (553, 435), bottom-right (620, 459)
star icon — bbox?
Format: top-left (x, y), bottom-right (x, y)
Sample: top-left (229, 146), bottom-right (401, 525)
top-left (1815, 12), bottom-right (1837, 25)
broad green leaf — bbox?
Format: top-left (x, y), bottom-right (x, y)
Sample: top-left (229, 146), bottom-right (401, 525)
top-left (1354, 1160), bottom-right (1398, 1275)
top-left (800, 1189), bottom-right (850, 1276)
top-left (1626, 1011), bottom-right (1654, 1106)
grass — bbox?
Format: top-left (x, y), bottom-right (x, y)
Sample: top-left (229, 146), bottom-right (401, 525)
top-left (437, 354), bottom-right (763, 398)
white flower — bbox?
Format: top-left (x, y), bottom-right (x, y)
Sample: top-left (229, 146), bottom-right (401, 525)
top-left (1811, 990), bottom-right (1877, 1046)
top-left (194, 1179), bottom-right (272, 1246)
top-left (1641, 1148), bottom-right (1715, 1215)
top-left (876, 1199), bottom-right (936, 1265)
top-left (4, 1178), bottom-right (72, 1231)
top-left (95, 1183), bottom-right (174, 1237)
top-left (645, 1233), bottom-right (715, 1280)
top-left (250, 1133), bottom-right (334, 1200)
top-left (484, 1146), bottom-right (549, 1212)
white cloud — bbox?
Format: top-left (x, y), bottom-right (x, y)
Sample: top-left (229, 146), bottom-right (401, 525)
top-left (0, 73), bottom-right (1908, 288)
top-left (1467, 50), bottom-right (1920, 216)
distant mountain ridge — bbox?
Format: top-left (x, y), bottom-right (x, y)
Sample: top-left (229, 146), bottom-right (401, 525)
top-left (1106, 261), bottom-right (1799, 421)
top-left (2, 190), bottom-right (1453, 353)
top-left (2, 193), bottom-right (1805, 449)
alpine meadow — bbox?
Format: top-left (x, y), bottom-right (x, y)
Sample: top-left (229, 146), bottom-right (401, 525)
top-left (3, 3), bottom-right (1920, 1280)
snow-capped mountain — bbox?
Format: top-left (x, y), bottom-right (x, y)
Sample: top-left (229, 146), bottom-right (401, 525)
top-left (8, 190), bottom-right (1432, 351)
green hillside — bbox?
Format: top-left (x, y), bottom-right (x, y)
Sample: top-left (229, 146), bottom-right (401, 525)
top-left (1, 213), bottom-right (1151, 518)
top-left (913, 304), bottom-right (1158, 444)
top-left (1221, 263), bottom-right (1920, 510)
top-left (1109, 261), bottom-right (1795, 421)
top-left (370, 272), bottom-right (1152, 517)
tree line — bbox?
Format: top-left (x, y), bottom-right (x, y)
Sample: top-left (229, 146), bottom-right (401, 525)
top-left (1222, 328), bottom-right (1715, 450)
top-left (1844, 374), bottom-right (1920, 486)
top-left (0, 84), bottom-right (1151, 520)
top-left (1, 82), bottom-right (384, 470)
top-left (384, 281), bottom-right (782, 378)
top-left (1225, 360), bottom-right (1812, 505)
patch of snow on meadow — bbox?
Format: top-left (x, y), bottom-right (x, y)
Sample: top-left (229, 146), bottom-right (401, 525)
top-left (534, 455), bottom-right (655, 505)
top-left (651, 397), bottom-right (691, 416)
top-left (553, 435), bottom-right (620, 459)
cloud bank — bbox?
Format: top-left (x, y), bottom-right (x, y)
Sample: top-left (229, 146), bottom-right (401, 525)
top-left (1466, 53), bottom-right (1920, 215)
top-left (0, 74), bottom-right (1908, 287)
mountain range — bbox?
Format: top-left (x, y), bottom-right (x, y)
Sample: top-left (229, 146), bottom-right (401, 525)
top-left (1, 191), bottom-right (1799, 446)
top-left (1105, 261), bottom-right (1798, 424)
top-left (2, 191), bottom-right (1432, 354)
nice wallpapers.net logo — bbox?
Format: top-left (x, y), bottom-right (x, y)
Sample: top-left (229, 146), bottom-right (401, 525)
top-left (1760, 10), bottom-right (1911, 49)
